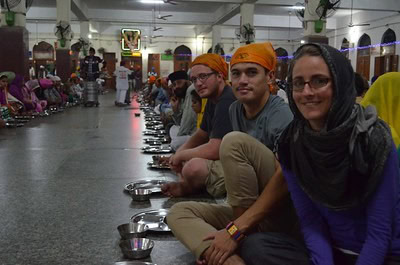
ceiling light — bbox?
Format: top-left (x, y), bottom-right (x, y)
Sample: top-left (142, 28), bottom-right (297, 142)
top-left (291, 6), bottom-right (305, 10)
top-left (300, 40), bottom-right (305, 44)
top-left (88, 34), bottom-right (92, 39)
top-left (140, 0), bottom-right (164, 4)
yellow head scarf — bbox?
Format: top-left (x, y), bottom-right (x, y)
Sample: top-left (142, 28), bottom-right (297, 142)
top-left (361, 72), bottom-right (400, 148)
top-left (230, 42), bottom-right (277, 71)
top-left (191, 54), bottom-right (228, 80)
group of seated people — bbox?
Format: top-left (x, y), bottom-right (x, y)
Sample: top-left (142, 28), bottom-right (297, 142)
top-left (140, 42), bottom-right (400, 265)
top-left (0, 71), bottom-right (86, 128)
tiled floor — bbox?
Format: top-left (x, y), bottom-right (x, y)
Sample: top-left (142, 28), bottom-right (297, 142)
top-left (0, 92), bottom-right (215, 265)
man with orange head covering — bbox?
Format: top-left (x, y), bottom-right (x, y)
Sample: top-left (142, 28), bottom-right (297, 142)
top-left (162, 53), bottom-right (235, 198)
top-left (168, 43), bottom-right (299, 265)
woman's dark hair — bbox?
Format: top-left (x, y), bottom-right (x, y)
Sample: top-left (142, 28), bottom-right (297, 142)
top-left (292, 44), bottom-right (323, 62)
top-left (354, 72), bottom-right (369, 97)
top-left (191, 89), bottom-right (201, 103)
top-left (89, 47), bottom-right (95, 53)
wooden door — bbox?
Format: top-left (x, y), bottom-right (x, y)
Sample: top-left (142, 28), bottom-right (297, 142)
top-left (374, 56), bottom-right (384, 77)
top-left (148, 54), bottom-right (160, 77)
top-left (103, 52), bottom-right (116, 89)
top-left (356, 56), bottom-right (370, 81)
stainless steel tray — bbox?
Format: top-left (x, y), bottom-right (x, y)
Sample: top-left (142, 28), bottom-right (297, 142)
top-left (141, 146), bottom-right (172, 154)
top-left (124, 179), bottom-right (169, 193)
top-left (144, 138), bottom-right (169, 144)
top-left (114, 261), bottom-right (157, 265)
top-left (131, 209), bottom-right (170, 232)
top-left (147, 161), bottom-right (170, 170)
top-left (142, 130), bottom-right (166, 136)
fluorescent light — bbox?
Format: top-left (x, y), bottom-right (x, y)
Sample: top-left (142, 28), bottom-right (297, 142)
top-left (291, 6), bottom-right (305, 10)
top-left (140, 0), bottom-right (164, 4)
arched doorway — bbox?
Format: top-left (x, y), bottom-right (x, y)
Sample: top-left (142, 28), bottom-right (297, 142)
top-left (275, 47), bottom-right (289, 81)
top-left (356, 34), bottom-right (371, 81)
top-left (341, 38), bottom-right (350, 59)
top-left (33, 41), bottom-right (55, 78)
top-left (381, 28), bottom-right (396, 55)
top-left (374, 29), bottom-right (399, 76)
top-left (174, 45), bottom-right (192, 72)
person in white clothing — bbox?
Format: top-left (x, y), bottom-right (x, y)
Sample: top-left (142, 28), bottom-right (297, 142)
top-left (114, 60), bottom-right (132, 106)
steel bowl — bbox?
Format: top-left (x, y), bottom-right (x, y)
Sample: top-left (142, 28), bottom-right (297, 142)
top-left (117, 223), bottom-right (148, 240)
top-left (129, 188), bottom-right (152, 201)
top-left (119, 238), bottom-right (154, 260)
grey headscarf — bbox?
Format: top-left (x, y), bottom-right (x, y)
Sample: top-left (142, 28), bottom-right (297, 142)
top-left (277, 43), bottom-right (392, 210)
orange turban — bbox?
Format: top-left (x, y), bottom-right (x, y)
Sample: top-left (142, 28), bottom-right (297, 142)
top-left (191, 54), bottom-right (228, 80)
top-left (231, 42), bottom-right (277, 71)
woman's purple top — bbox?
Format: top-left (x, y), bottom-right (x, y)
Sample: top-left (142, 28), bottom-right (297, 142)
top-left (282, 145), bottom-right (400, 265)
top-left (8, 74), bottom-right (24, 102)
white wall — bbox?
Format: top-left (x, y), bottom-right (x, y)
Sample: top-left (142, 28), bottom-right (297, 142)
top-left (328, 14), bottom-right (400, 80)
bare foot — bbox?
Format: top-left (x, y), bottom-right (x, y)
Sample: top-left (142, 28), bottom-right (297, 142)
top-left (161, 182), bottom-right (187, 197)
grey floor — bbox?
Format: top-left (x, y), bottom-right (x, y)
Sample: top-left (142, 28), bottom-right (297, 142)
top-left (0, 92), bottom-right (216, 265)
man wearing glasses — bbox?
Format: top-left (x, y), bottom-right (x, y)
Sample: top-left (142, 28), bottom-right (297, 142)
top-left (162, 54), bottom-right (235, 198)
top-left (167, 43), bottom-right (299, 265)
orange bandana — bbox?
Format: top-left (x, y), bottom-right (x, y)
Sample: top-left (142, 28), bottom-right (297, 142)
top-left (231, 42), bottom-right (277, 71)
top-left (191, 54), bottom-right (228, 79)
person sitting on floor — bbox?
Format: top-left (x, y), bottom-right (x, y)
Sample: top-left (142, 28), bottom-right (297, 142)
top-left (22, 80), bottom-right (47, 113)
top-left (168, 70), bottom-right (197, 151)
top-left (274, 43), bottom-right (400, 265)
top-left (361, 72), bottom-right (400, 160)
top-left (161, 54), bottom-right (236, 198)
top-left (167, 42), bottom-right (299, 265)
top-left (190, 89), bottom-right (207, 128)
top-left (40, 78), bottom-right (62, 108)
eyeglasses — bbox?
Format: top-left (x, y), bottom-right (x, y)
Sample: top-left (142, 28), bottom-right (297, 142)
top-left (190, 72), bottom-right (216, 84)
top-left (292, 77), bottom-right (331, 92)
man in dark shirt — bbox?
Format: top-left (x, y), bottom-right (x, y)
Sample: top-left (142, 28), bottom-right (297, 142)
top-left (82, 48), bottom-right (104, 81)
top-left (162, 54), bottom-right (235, 198)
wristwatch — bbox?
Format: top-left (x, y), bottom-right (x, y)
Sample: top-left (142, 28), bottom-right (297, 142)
top-left (225, 222), bottom-right (245, 242)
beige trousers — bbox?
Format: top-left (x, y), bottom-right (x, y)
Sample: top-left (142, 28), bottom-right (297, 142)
top-left (167, 132), bottom-right (298, 259)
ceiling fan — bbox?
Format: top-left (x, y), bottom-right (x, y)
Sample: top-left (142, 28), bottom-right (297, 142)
top-left (153, 26), bottom-right (163, 31)
top-left (151, 35), bottom-right (163, 38)
top-left (163, 0), bottom-right (178, 5)
top-left (348, 0), bottom-right (370, 27)
top-left (157, 14), bottom-right (172, 20)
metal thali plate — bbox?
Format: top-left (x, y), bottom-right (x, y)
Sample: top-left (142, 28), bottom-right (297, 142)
top-left (124, 179), bottom-right (169, 193)
top-left (114, 261), bottom-right (157, 265)
top-left (147, 161), bottom-right (170, 170)
top-left (131, 209), bottom-right (170, 232)
top-left (142, 130), bottom-right (166, 136)
top-left (141, 146), bottom-right (172, 154)
top-left (144, 138), bottom-right (169, 144)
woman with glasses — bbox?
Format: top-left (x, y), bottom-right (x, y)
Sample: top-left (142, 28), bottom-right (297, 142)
top-left (273, 43), bottom-right (400, 265)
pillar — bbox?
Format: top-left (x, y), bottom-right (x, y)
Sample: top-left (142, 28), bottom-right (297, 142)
top-left (80, 21), bottom-right (90, 56)
top-left (212, 25), bottom-right (222, 53)
top-left (303, 0), bottom-right (328, 44)
top-left (56, 0), bottom-right (72, 82)
top-left (239, 3), bottom-right (255, 45)
top-left (0, 0), bottom-right (29, 80)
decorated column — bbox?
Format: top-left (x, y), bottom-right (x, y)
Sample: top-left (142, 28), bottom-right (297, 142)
top-left (212, 25), bottom-right (223, 54)
top-left (55, 0), bottom-right (73, 82)
top-left (0, 0), bottom-right (29, 79)
top-left (303, 0), bottom-right (329, 44)
top-left (239, 3), bottom-right (255, 45)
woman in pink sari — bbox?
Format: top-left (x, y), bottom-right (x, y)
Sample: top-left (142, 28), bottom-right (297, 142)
top-left (22, 80), bottom-right (47, 113)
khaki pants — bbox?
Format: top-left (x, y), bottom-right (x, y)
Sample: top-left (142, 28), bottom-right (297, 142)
top-left (167, 132), bottom-right (299, 259)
